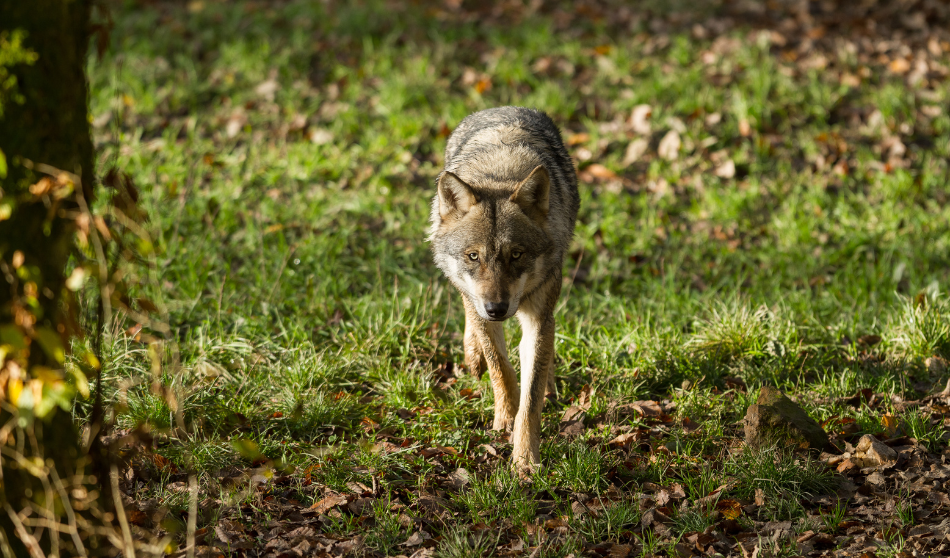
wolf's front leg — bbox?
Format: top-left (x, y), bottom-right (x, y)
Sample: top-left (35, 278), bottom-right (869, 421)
top-left (463, 311), bottom-right (487, 378)
top-left (464, 296), bottom-right (519, 430)
top-left (512, 294), bottom-right (557, 471)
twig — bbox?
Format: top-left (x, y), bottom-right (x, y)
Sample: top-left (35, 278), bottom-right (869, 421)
top-left (110, 464), bottom-right (136, 558)
top-left (187, 473), bottom-right (199, 558)
top-left (49, 466), bottom-right (88, 556)
top-left (4, 503), bottom-right (44, 558)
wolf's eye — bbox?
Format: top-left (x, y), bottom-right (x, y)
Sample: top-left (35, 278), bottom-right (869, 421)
top-left (467, 252), bottom-right (479, 261)
top-left (511, 251), bottom-right (522, 260)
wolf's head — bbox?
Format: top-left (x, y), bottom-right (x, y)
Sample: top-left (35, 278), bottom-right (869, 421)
top-left (429, 165), bottom-right (554, 321)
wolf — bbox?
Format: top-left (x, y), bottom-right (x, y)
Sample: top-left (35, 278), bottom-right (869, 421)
top-left (429, 106), bottom-right (579, 471)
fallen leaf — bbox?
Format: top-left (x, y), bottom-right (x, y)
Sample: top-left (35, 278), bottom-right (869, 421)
top-left (627, 400), bottom-right (663, 418)
top-left (622, 138), bottom-right (649, 166)
top-left (881, 414), bottom-right (900, 437)
top-left (127, 509), bottom-right (148, 526)
top-left (682, 416), bottom-right (701, 432)
top-left (657, 130), bottom-right (681, 160)
top-left (474, 77), bottom-right (491, 94)
top-left (402, 531), bottom-right (427, 547)
top-left (630, 104), bottom-right (652, 135)
top-left (672, 542), bottom-right (692, 558)
top-left (567, 132), bottom-right (590, 146)
top-left (309, 128), bottom-right (333, 145)
top-left (928, 491), bottom-right (950, 506)
top-left (444, 468), bottom-right (471, 491)
top-left (717, 499), bottom-right (742, 519)
top-left (714, 159), bottom-right (736, 178)
top-left (583, 163), bottom-right (618, 180)
top-left (309, 494), bottom-right (348, 514)
top-left (255, 79), bottom-right (280, 101)
top-left (888, 58), bottom-right (911, 74)
top-left (608, 432), bottom-right (638, 447)
top-left (738, 118), bottom-right (751, 137)
top-left (857, 335), bottom-right (881, 347)
top-left (348, 497), bottom-right (375, 515)
top-left (561, 405), bottom-right (587, 422)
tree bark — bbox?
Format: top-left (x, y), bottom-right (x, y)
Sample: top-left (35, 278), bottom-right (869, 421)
top-left (0, 1), bottom-right (102, 556)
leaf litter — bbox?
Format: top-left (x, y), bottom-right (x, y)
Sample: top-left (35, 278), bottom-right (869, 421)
top-left (94, 0), bottom-right (950, 556)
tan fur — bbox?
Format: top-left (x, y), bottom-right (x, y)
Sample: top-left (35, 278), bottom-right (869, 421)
top-left (429, 107), bottom-right (579, 472)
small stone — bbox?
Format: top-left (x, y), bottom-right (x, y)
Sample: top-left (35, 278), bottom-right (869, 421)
top-left (744, 387), bottom-right (831, 451)
top-left (852, 435), bottom-right (897, 468)
top-left (927, 356), bottom-right (948, 375)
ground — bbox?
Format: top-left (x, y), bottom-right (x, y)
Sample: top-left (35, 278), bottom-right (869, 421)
top-left (81, 0), bottom-right (950, 556)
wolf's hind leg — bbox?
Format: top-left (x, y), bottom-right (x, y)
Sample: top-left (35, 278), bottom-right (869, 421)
top-left (464, 296), bottom-right (519, 431)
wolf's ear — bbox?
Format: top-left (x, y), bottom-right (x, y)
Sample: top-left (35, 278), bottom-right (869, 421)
top-left (510, 165), bottom-right (550, 220)
top-left (438, 172), bottom-right (478, 219)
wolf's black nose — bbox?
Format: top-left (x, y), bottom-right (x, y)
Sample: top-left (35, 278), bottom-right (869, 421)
top-left (485, 302), bottom-right (509, 319)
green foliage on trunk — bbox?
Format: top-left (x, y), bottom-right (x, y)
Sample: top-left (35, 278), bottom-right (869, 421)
top-left (0, 1), bottom-right (108, 556)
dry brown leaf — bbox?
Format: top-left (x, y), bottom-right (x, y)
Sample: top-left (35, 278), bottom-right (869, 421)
top-left (717, 499), bottom-right (742, 519)
top-left (682, 416), bottom-right (701, 432)
top-left (309, 128), bottom-right (333, 145)
top-left (714, 159), bottom-right (736, 178)
top-left (255, 79), bottom-right (279, 101)
top-left (657, 130), bottom-right (681, 160)
top-left (608, 432), bottom-right (638, 446)
top-left (309, 494), bottom-right (348, 514)
top-left (566, 132), bottom-right (590, 146)
top-left (628, 400), bottom-right (662, 417)
top-left (630, 104), bottom-right (652, 135)
top-left (622, 138), bottom-right (649, 166)
top-left (888, 58), bottom-right (911, 74)
top-left (402, 531), bottom-right (427, 547)
top-left (474, 77), bottom-right (491, 94)
top-left (584, 163), bottom-right (618, 180)
top-left (882, 414), bottom-right (900, 437)
top-left (738, 118), bottom-right (751, 137)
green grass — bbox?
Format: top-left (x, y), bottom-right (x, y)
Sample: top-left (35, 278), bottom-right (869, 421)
top-left (454, 466), bottom-right (538, 524)
top-left (437, 527), bottom-right (502, 558)
top-left (727, 445), bottom-right (837, 521)
top-left (573, 498), bottom-right (640, 543)
top-left (77, 0), bottom-right (950, 552)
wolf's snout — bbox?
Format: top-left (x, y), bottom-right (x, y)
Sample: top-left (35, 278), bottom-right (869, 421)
top-left (485, 302), bottom-right (509, 320)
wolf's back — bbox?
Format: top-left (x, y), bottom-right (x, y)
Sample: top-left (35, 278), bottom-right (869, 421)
top-left (443, 106), bottom-right (579, 230)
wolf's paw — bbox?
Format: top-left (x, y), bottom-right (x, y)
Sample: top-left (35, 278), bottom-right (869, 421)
top-left (511, 451), bottom-right (540, 479)
top-left (491, 414), bottom-right (515, 432)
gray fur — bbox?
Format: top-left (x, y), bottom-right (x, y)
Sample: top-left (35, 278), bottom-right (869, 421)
top-left (428, 107), bottom-right (579, 471)
top-left (429, 107), bottom-right (578, 312)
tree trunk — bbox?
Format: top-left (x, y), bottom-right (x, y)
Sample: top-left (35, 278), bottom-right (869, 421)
top-left (0, 1), bottom-right (104, 556)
